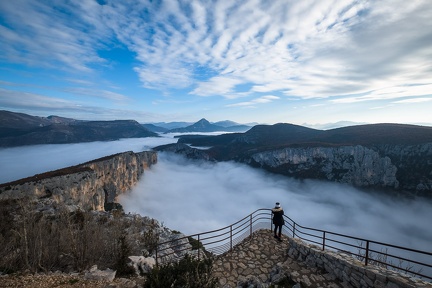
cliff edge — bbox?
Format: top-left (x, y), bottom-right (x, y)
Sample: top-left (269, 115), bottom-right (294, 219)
top-left (0, 150), bottom-right (157, 210)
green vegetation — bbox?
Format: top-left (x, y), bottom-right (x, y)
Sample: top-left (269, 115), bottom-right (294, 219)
top-left (0, 198), bottom-right (155, 275)
top-left (188, 236), bottom-right (204, 250)
top-left (68, 279), bottom-right (79, 284)
top-left (144, 255), bottom-right (218, 288)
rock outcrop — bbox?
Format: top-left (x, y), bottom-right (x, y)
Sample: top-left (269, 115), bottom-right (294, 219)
top-left (247, 143), bottom-right (432, 196)
top-left (0, 150), bottom-right (157, 210)
top-left (248, 145), bottom-right (399, 189)
top-left (158, 141), bottom-right (432, 198)
top-left (154, 143), bottom-right (214, 161)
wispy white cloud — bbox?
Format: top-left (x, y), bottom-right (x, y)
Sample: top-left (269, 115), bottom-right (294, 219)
top-left (331, 84), bottom-right (432, 104)
top-left (1, 0), bottom-right (431, 111)
top-left (0, 88), bottom-right (80, 110)
top-left (393, 98), bottom-right (432, 104)
top-left (226, 95), bottom-right (280, 107)
top-left (0, 0), bottom-right (108, 72)
top-left (190, 76), bottom-right (243, 97)
top-left (65, 87), bottom-right (130, 102)
top-left (0, 88), bottom-right (156, 120)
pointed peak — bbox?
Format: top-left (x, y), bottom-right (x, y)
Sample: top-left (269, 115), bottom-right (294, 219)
top-left (195, 118), bottom-right (211, 125)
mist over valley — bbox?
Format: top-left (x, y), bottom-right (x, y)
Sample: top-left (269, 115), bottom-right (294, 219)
top-left (1, 137), bottom-right (431, 254)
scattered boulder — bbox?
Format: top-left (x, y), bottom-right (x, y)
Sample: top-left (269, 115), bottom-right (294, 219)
top-left (128, 256), bottom-right (156, 275)
top-left (84, 265), bottom-right (116, 282)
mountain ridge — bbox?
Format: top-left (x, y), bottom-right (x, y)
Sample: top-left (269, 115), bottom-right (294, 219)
top-left (164, 122), bottom-right (432, 197)
top-left (179, 122), bottom-right (432, 149)
top-left (163, 118), bottom-right (251, 133)
top-left (0, 110), bottom-right (158, 147)
top-left (143, 118), bottom-right (253, 133)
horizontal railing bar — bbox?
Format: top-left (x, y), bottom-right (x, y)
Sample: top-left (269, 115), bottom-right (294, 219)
top-left (295, 230), bottom-right (322, 240)
top-left (155, 208), bottom-right (432, 281)
top-left (158, 236), bottom-right (193, 246)
top-left (232, 225), bottom-right (249, 237)
top-left (325, 238), bottom-right (363, 250)
top-left (367, 249), bottom-right (432, 269)
top-left (200, 232), bottom-right (230, 242)
top-left (325, 244), bottom-right (360, 257)
top-left (232, 220), bottom-right (249, 230)
top-left (285, 214), bottom-right (432, 256)
top-left (298, 237), bottom-right (322, 247)
top-left (204, 235), bottom-right (232, 246)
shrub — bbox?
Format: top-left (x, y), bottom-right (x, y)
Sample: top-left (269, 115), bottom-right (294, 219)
top-left (144, 255), bottom-right (218, 288)
top-left (0, 199), bottom-right (154, 274)
top-left (114, 233), bottom-right (135, 276)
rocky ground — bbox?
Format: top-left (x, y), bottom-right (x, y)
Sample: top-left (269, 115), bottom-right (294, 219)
top-left (0, 272), bottom-right (145, 288)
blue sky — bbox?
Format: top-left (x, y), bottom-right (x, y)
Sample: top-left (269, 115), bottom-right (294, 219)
top-left (0, 0), bottom-right (431, 125)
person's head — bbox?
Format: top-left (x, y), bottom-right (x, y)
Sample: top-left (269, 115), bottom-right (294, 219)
top-left (275, 202), bottom-right (280, 208)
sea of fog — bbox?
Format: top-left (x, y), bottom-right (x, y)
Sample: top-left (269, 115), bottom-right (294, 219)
top-left (1, 136), bottom-right (431, 253)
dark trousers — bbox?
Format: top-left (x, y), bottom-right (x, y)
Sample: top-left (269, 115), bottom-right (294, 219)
top-left (274, 224), bottom-right (282, 237)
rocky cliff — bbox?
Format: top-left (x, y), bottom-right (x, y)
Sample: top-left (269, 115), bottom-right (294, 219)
top-left (166, 123), bottom-right (432, 198)
top-left (247, 143), bottom-right (432, 196)
top-left (0, 150), bottom-right (157, 210)
top-left (249, 145), bottom-right (398, 187)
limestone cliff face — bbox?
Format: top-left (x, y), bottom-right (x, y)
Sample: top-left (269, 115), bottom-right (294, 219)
top-left (0, 151), bottom-right (157, 210)
top-left (247, 143), bottom-right (432, 195)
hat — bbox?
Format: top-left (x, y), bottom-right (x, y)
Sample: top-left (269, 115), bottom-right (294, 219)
top-left (275, 202), bottom-right (280, 208)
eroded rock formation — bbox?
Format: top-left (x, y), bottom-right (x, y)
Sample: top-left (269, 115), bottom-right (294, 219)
top-left (249, 145), bottom-right (399, 189)
top-left (0, 150), bottom-right (157, 210)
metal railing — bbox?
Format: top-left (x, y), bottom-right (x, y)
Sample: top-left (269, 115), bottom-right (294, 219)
top-left (155, 208), bottom-right (432, 281)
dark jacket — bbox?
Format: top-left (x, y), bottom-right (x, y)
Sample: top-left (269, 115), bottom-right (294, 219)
top-left (272, 207), bottom-right (284, 226)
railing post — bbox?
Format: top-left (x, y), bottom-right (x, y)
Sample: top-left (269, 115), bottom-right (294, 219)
top-left (198, 234), bottom-right (200, 260)
top-left (322, 231), bottom-right (326, 251)
top-left (230, 225), bottom-right (233, 251)
top-left (365, 241), bottom-right (370, 266)
top-left (250, 214), bottom-right (252, 237)
top-left (270, 213), bottom-right (272, 230)
top-left (292, 222), bottom-right (296, 238)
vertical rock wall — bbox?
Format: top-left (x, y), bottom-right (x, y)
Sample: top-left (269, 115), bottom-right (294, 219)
top-left (250, 145), bottom-right (400, 189)
top-left (0, 151), bottom-right (157, 210)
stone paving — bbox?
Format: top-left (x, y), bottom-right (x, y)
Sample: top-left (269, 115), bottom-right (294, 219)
top-left (212, 229), bottom-right (348, 288)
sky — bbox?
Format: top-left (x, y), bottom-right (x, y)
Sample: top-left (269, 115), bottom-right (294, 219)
top-left (0, 0), bottom-right (431, 125)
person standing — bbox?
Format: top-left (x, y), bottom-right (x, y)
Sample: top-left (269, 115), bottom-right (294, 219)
top-left (272, 202), bottom-right (284, 241)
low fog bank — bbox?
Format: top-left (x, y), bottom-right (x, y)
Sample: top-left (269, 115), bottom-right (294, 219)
top-left (1, 136), bottom-right (431, 253)
top-left (0, 136), bottom-right (177, 183)
top-left (120, 152), bottom-right (432, 252)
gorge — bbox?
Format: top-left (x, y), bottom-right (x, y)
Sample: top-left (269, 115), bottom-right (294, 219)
top-left (0, 150), bottom-right (157, 211)
top-left (1, 139), bottom-right (432, 286)
top-left (159, 123), bottom-right (432, 198)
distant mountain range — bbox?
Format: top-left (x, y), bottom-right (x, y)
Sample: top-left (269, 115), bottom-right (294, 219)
top-left (143, 118), bottom-right (253, 133)
top-left (2, 110), bottom-right (432, 197)
top-left (156, 123), bottom-right (432, 197)
top-left (0, 110), bottom-right (157, 147)
top-left (0, 111), bottom-right (253, 147)
top-left (302, 121), bottom-right (368, 130)
top-left (175, 122), bottom-right (432, 149)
